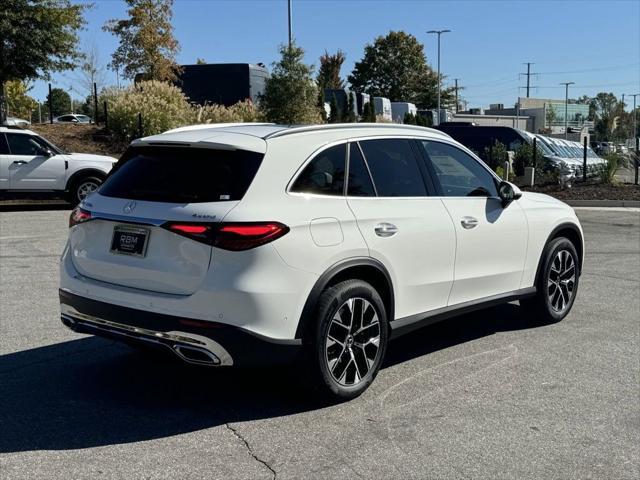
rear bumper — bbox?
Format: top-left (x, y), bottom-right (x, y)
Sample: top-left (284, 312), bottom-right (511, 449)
top-left (59, 289), bottom-right (302, 367)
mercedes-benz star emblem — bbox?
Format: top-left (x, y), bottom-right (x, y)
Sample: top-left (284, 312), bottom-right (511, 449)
top-left (123, 201), bottom-right (137, 214)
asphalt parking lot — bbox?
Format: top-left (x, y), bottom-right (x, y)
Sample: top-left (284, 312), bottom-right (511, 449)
top-left (0, 206), bottom-right (638, 479)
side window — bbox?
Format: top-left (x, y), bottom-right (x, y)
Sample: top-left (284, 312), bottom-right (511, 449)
top-left (6, 134), bottom-right (43, 156)
top-left (420, 141), bottom-right (498, 197)
top-left (291, 144), bottom-right (346, 195)
top-left (0, 134), bottom-right (9, 154)
top-left (359, 138), bottom-right (427, 197)
top-left (347, 143), bottom-right (375, 197)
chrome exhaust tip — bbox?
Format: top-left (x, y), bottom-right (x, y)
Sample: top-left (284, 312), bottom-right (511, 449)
top-left (173, 344), bottom-right (220, 366)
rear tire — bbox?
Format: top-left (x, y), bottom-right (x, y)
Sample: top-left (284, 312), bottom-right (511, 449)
top-left (302, 279), bottom-right (388, 401)
top-left (67, 175), bottom-right (103, 206)
top-left (521, 237), bottom-right (580, 324)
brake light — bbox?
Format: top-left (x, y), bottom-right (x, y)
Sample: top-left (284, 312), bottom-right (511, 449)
top-left (161, 222), bottom-right (289, 251)
top-left (215, 223), bottom-right (289, 251)
top-left (69, 207), bottom-right (92, 227)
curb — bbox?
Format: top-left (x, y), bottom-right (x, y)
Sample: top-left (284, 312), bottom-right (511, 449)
top-left (564, 200), bottom-right (640, 208)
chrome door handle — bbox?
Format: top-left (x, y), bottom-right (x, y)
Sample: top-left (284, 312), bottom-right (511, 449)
top-left (375, 223), bottom-right (398, 237)
top-left (460, 216), bottom-right (479, 229)
top-left (12, 160), bottom-right (27, 165)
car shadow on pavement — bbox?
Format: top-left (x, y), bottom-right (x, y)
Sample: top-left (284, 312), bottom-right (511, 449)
top-left (0, 303), bottom-right (543, 453)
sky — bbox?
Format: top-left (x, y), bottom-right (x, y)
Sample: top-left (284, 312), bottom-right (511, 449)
top-left (31, 0), bottom-right (640, 110)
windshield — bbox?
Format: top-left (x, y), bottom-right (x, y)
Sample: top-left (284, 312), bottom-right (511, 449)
top-left (37, 135), bottom-right (65, 155)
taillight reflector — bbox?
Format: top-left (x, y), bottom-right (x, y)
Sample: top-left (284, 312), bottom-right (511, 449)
top-left (169, 224), bottom-right (209, 234)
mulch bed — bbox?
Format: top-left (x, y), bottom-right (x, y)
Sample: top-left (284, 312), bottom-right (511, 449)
top-left (29, 123), bottom-right (126, 158)
top-left (522, 182), bottom-right (640, 201)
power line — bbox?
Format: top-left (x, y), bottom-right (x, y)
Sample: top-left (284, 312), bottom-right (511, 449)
top-left (536, 63), bottom-right (639, 75)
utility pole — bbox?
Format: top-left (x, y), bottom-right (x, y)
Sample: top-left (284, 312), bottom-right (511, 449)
top-left (427, 29), bottom-right (451, 125)
top-left (287, 0), bottom-right (292, 48)
top-left (560, 82), bottom-right (575, 140)
top-left (48, 83), bottom-right (53, 124)
top-left (627, 93), bottom-right (639, 185)
top-left (454, 78), bottom-right (459, 113)
top-left (520, 62), bottom-right (537, 98)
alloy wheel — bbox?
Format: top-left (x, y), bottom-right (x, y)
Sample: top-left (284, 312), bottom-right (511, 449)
top-left (77, 181), bottom-right (99, 201)
top-left (324, 297), bottom-right (381, 386)
top-left (548, 249), bottom-right (576, 313)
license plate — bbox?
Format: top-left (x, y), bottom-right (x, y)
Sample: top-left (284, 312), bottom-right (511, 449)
top-left (110, 225), bottom-right (150, 257)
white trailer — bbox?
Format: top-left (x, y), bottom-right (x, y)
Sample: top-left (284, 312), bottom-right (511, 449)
top-left (373, 97), bottom-right (392, 121)
top-left (391, 102), bottom-right (417, 123)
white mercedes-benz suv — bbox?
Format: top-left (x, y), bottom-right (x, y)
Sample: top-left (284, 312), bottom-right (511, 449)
top-left (60, 123), bottom-right (583, 399)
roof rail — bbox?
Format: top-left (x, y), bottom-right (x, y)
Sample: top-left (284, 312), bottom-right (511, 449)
top-left (164, 122), bottom-right (275, 134)
top-left (263, 122), bottom-right (449, 139)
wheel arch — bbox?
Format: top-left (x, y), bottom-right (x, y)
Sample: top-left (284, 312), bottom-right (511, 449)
top-left (65, 169), bottom-right (107, 192)
top-left (534, 222), bottom-right (584, 286)
top-left (295, 257), bottom-right (395, 340)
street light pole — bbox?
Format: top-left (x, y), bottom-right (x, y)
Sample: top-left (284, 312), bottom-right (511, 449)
top-left (560, 81), bottom-right (575, 139)
top-left (427, 29), bottom-right (451, 125)
top-left (287, 0), bottom-right (292, 48)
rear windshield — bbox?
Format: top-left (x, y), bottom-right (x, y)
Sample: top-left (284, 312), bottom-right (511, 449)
top-left (100, 146), bottom-right (263, 203)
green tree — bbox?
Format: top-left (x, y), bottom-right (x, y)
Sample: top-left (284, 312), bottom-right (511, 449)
top-left (317, 49), bottom-right (345, 90)
top-left (545, 103), bottom-right (557, 130)
top-left (260, 43), bottom-right (322, 124)
top-left (0, 0), bottom-right (86, 123)
top-left (362, 100), bottom-right (376, 123)
top-left (328, 94), bottom-right (341, 123)
top-left (4, 80), bottom-right (37, 120)
top-left (344, 92), bottom-right (356, 123)
top-left (45, 87), bottom-right (71, 118)
top-left (403, 112), bottom-right (416, 125)
top-left (104, 0), bottom-right (181, 82)
top-left (348, 31), bottom-right (452, 109)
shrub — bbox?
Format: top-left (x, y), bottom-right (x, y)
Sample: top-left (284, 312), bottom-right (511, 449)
top-left (597, 154), bottom-right (619, 184)
top-left (103, 81), bottom-right (192, 140)
top-left (104, 82), bottom-right (263, 142)
top-left (194, 100), bottom-right (262, 124)
top-left (513, 142), bottom-right (544, 177)
top-left (483, 140), bottom-right (508, 170)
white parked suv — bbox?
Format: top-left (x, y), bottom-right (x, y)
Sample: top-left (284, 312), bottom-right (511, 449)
top-left (0, 126), bottom-right (116, 204)
top-left (59, 123), bottom-right (583, 399)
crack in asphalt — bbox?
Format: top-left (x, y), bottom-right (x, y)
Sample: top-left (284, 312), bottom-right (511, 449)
top-left (225, 423), bottom-right (276, 480)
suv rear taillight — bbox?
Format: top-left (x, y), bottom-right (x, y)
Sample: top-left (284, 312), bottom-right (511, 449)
top-left (162, 222), bottom-right (289, 251)
top-left (69, 207), bottom-right (92, 227)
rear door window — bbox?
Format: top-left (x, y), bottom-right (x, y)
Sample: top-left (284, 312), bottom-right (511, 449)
top-left (290, 144), bottom-right (346, 195)
top-left (358, 138), bottom-right (427, 197)
top-left (100, 146), bottom-right (263, 203)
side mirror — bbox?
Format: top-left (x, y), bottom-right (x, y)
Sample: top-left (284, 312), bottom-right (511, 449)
top-left (38, 147), bottom-right (54, 157)
top-left (71, 118), bottom-right (79, 123)
top-left (498, 181), bottom-right (522, 208)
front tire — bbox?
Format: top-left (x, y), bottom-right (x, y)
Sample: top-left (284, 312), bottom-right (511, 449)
top-left (303, 279), bottom-right (388, 400)
top-left (521, 237), bottom-right (580, 323)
